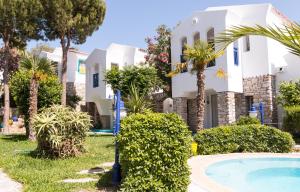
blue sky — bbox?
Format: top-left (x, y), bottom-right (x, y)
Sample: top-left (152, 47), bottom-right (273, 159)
top-left (27, 0), bottom-right (300, 53)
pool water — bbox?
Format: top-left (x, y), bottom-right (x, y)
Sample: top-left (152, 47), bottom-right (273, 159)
top-left (206, 158), bottom-right (300, 192)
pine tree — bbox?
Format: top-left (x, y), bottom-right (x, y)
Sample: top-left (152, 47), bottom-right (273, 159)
top-left (40, 0), bottom-right (106, 105)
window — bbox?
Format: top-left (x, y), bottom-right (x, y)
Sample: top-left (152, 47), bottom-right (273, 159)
top-left (233, 41), bottom-right (239, 66)
top-left (207, 28), bottom-right (216, 67)
top-left (93, 73), bottom-right (99, 88)
top-left (245, 96), bottom-right (254, 114)
top-left (77, 59), bottom-right (86, 74)
top-left (244, 36), bottom-right (250, 52)
top-left (111, 63), bottom-right (119, 70)
top-left (193, 32), bottom-right (200, 45)
top-left (180, 37), bottom-right (188, 73)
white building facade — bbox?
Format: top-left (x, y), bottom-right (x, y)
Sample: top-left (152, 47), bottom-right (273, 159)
top-left (85, 43), bottom-right (146, 129)
top-left (40, 48), bottom-right (89, 110)
top-left (171, 4), bottom-right (300, 131)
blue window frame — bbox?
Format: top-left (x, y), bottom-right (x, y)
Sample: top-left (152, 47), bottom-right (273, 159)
top-left (234, 47), bottom-right (239, 66)
top-left (93, 73), bottom-right (99, 88)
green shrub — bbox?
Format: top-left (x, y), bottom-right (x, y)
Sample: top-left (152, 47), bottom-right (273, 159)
top-left (118, 112), bottom-right (192, 192)
top-left (236, 116), bottom-right (260, 125)
top-left (194, 124), bottom-right (294, 155)
top-left (33, 105), bottom-right (92, 158)
top-left (283, 106), bottom-right (300, 136)
top-left (10, 70), bottom-right (61, 122)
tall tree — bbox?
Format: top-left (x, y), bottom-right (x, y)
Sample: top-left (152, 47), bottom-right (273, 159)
top-left (0, 0), bottom-right (42, 132)
top-left (145, 25), bottom-right (172, 96)
top-left (40, 0), bottom-right (106, 106)
top-left (216, 24), bottom-right (300, 56)
top-left (19, 52), bottom-right (55, 140)
top-left (168, 40), bottom-right (223, 131)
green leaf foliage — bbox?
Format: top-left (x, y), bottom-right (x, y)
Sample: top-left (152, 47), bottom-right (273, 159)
top-left (40, 0), bottom-right (106, 45)
top-left (277, 80), bottom-right (300, 107)
top-left (118, 112), bottom-right (192, 192)
top-left (104, 66), bottom-right (160, 98)
top-left (235, 116), bottom-right (261, 125)
top-left (10, 70), bottom-right (62, 119)
top-left (194, 125), bottom-right (294, 155)
top-left (33, 105), bottom-right (92, 158)
top-left (0, 0), bottom-right (43, 48)
top-left (283, 106), bottom-right (300, 136)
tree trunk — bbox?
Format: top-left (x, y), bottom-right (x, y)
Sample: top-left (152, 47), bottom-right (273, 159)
top-left (60, 38), bottom-right (70, 106)
top-left (2, 41), bottom-right (10, 133)
top-left (196, 67), bottom-right (205, 131)
top-left (28, 77), bottom-right (38, 141)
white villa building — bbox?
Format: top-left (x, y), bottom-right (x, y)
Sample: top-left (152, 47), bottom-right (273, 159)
top-left (171, 3), bottom-right (300, 131)
top-left (85, 43), bottom-right (146, 129)
top-left (40, 48), bottom-right (89, 110)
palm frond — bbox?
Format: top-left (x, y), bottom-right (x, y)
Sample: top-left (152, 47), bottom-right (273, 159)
top-left (20, 52), bottom-right (55, 78)
top-left (216, 24), bottom-right (300, 56)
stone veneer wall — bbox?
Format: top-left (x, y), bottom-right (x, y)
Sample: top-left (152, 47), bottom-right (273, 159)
top-left (235, 93), bottom-right (247, 120)
top-left (173, 97), bottom-right (187, 122)
top-left (152, 92), bottom-right (167, 113)
top-left (66, 82), bottom-right (86, 111)
top-left (243, 75), bottom-right (277, 125)
top-left (187, 98), bottom-right (197, 132)
top-left (217, 92), bottom-right (236, 125)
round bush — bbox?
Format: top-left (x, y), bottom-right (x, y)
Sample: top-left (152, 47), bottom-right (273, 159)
top-left (194, 125), bottom-right (294, 155)
top-left (118, 112), bottom-right (192, 192)
top-left (33, 105), bottom-right (92, 158)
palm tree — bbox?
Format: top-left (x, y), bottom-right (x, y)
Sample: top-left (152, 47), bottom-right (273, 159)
top-left (168, 40), bottom-right (223, 131)
top-left (20, 52), bottom-right (55, 141)
top-left (216, 23), bottom-right (300, 56)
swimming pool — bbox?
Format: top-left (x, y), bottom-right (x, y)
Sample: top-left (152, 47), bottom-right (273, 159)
top-left (206, 158), bottom-right (300, 192)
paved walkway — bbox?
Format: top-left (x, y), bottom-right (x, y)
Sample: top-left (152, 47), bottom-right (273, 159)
top-left (0, 169), bottom-right (22, 192)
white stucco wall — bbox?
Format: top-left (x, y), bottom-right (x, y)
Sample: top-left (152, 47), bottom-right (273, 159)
top-left (171, 3), bottom-right (296, 98)
top-left (85, 43), bottom-right (146, 109)
top-left (40, 48), bottom-right (88, 84)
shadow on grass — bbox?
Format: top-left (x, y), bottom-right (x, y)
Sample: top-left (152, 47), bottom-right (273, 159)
top-left (1, 134), bottom-right (27, 142)
top-left (96, 171), bottom-right (118, 192)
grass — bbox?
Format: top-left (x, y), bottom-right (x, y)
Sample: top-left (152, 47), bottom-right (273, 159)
top-left (0, 134), bottom-right (115, 192)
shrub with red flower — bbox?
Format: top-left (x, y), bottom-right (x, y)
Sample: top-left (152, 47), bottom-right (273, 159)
top-left (145, 25), bottom-right (172, 95)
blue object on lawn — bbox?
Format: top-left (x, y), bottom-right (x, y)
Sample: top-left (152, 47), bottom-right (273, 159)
top-left (112, 90), bottom-right (122, 185)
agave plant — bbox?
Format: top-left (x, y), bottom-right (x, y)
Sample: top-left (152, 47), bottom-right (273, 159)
top-left (125, 84), bottom-right (152, 114)
top-left (33, 105), bottom-right (92, 158)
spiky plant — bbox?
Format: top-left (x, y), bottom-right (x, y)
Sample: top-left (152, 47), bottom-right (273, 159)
top-left (125, 84), bottom-right (152, 114)
top-left (168, 40), bottom-right (223, 131)
top-left (216, 23), bottom-right (300, 56)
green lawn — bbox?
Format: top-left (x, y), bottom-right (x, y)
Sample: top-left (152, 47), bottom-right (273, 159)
top-left (0, 134), bottom-right (115, 192)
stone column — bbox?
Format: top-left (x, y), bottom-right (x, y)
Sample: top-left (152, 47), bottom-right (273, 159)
top-left (173, 97), bottom-right (188, 123)
top-left (217, 92), bottom-right (236, 125)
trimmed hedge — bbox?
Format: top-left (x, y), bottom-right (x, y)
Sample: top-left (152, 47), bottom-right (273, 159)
top-left (194, 125), bottom-right (294, 155)
top-left (118, 112), bottom-right (192, 192)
